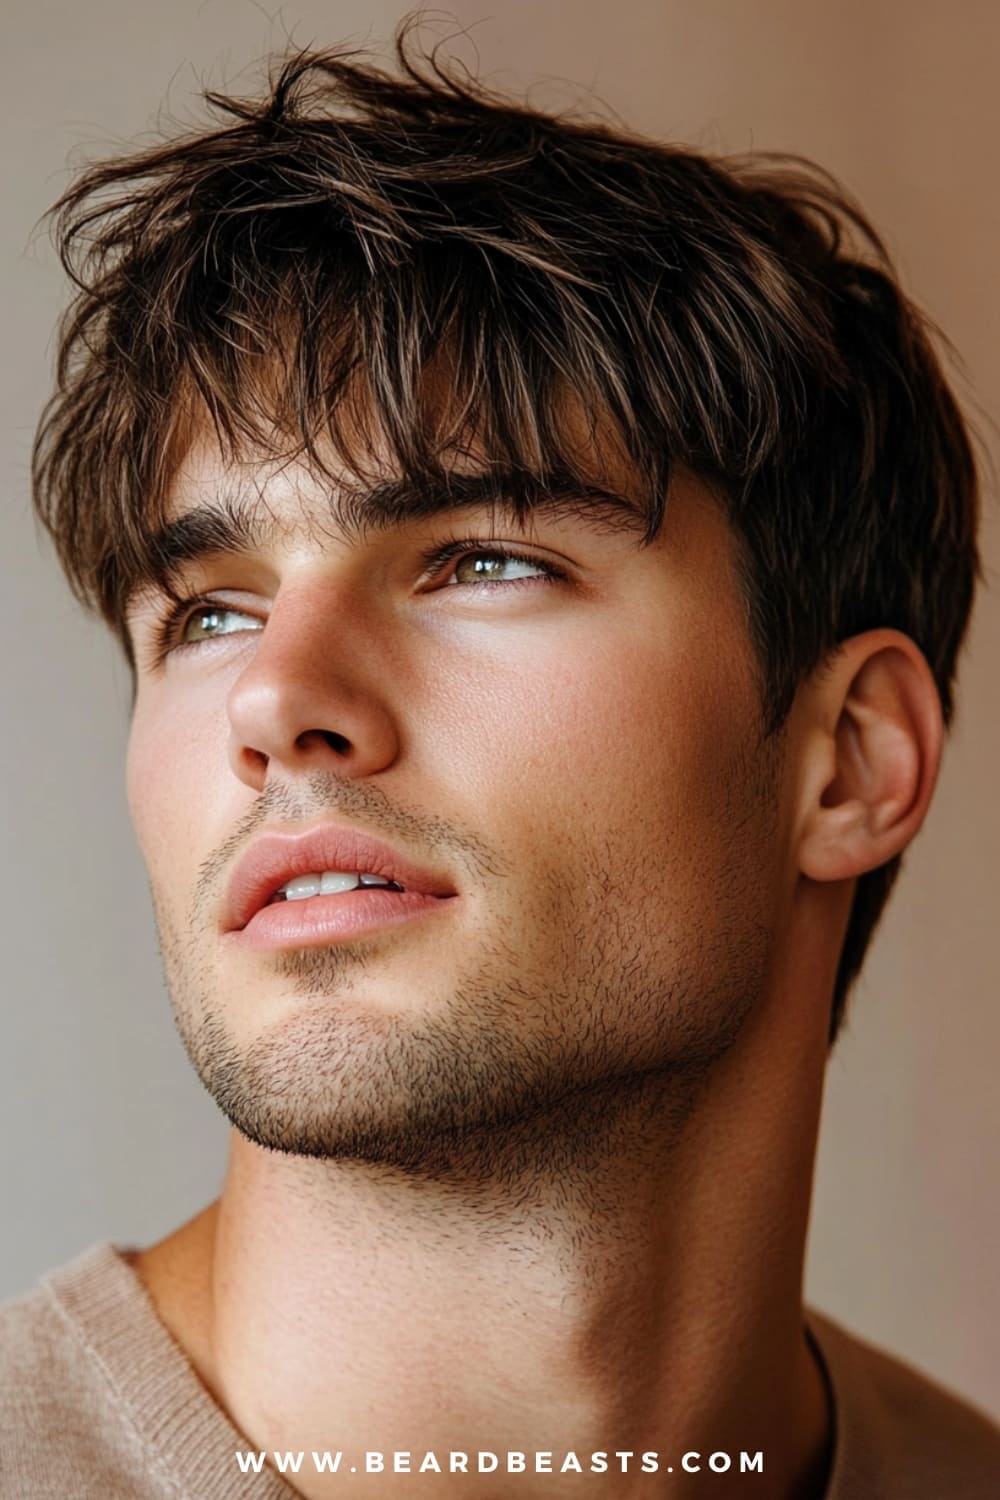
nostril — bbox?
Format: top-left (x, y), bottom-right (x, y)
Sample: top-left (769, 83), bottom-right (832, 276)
top-left (295, 728), bottom-right (351, 755)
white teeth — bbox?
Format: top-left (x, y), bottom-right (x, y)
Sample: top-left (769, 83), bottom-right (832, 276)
top-left (281, 874), bottom-right (324, 901)
top-left (276, 870), bottom-right (395, 901)
top-left (320, 871), bottom-right (362, 896)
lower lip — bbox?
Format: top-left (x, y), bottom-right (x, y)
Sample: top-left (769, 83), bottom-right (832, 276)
top-left (230, 889), bottom-right (457, 951)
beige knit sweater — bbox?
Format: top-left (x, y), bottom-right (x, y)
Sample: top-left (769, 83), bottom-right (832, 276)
top-left (1, 1241), bottom-right (998, 1497)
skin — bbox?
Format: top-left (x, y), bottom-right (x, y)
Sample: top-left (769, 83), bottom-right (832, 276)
top-left (123, 431), bottom-right (943, 1499)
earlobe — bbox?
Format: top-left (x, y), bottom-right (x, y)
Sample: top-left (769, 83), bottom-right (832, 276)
top-left (797, 630), bottom-right (944, 884)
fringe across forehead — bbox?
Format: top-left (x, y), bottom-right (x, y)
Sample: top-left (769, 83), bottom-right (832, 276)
top-left (35, 38), bottom-right (856, 656)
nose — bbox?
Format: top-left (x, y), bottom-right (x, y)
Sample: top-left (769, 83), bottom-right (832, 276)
top-left (225, 580), bottom-right (402, 792)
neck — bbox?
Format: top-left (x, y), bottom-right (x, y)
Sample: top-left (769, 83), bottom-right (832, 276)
top-left (134, 996), bottom-right (834, 1499)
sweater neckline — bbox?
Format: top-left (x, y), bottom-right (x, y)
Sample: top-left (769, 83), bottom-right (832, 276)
top-left (42, 1239), bottom-right (297, 1500)
top-left (44, 1238), bottom-right (852, 1499)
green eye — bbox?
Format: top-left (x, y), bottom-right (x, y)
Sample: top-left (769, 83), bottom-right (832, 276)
top-left (181, 606), bottom-right (262, 643)
top-left (449, 550), bottom-right (551, 585)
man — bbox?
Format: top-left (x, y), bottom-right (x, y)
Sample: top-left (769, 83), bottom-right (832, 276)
top-left (2, 25), bottom-right (998, 1499)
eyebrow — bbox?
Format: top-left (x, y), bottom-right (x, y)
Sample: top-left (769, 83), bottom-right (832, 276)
top-left (128, 469), bottom-right (649, 609)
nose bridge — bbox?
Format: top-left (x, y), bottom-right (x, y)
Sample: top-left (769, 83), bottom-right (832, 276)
top-left (226, 573), bottom-right (400, 784)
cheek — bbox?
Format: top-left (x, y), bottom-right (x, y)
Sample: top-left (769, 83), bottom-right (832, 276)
top-left (126, 693), bottom-right (230, 883)
top-left (431, 617), bottom-right (761, 866)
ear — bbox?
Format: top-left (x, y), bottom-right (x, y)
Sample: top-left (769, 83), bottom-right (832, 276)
top-left (796, 629), bottom-right (944, 883)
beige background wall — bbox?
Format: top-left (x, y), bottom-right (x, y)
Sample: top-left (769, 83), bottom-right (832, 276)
top-left (3, 0), bottom-right (997, 1417)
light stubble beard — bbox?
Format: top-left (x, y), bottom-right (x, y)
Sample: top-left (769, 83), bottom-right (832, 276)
top-left (152, 898), bottom-right (770, 1192)
top-left (149, 740), bottom-right (781, 1189)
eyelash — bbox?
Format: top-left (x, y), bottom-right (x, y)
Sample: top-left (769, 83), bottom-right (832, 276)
top-left (145, 538), bottom-right (569, 668)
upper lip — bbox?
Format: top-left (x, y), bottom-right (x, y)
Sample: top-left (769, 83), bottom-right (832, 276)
top-left (222, 823), bottom-right (458, 932)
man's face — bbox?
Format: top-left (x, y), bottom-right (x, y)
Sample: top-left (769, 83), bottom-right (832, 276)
top-left (125, 436), bottom-right (788, 1173)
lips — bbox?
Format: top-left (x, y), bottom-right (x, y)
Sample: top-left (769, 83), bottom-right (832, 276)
top-left (222, 824), bottom-right (457, 933)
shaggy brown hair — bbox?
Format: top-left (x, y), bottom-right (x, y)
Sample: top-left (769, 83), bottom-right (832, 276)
top-left (31, 26), bottom-right (981, 1045)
